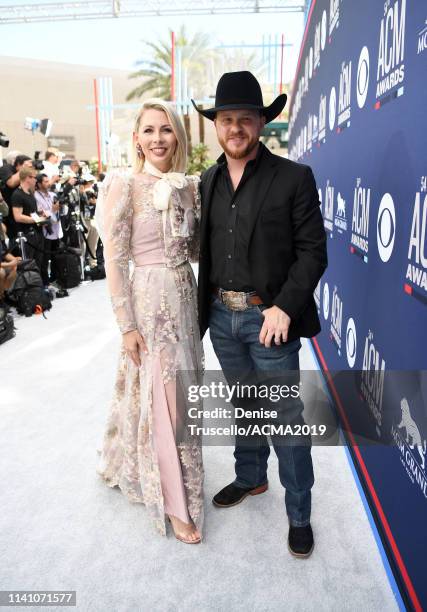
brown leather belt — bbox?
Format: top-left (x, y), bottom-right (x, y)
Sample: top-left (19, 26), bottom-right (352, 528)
top-left (212, 287), bottom-right (263, 311)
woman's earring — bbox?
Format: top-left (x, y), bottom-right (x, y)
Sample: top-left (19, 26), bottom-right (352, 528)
top-left (136, 143), bottom-right (143, 158)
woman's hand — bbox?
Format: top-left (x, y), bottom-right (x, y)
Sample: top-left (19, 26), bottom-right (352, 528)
top-left (122, 330), bottom-right (148, 367)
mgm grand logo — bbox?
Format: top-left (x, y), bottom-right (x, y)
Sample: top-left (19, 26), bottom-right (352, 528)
top-left (391, 398), bottom-right (427, 499)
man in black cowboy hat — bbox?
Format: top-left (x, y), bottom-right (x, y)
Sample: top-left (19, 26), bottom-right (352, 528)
top-left (192, 71), bottom-right (327, 557)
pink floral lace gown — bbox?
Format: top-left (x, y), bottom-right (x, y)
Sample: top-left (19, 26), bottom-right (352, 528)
top-left (96, 170), bottom-right (204, 536)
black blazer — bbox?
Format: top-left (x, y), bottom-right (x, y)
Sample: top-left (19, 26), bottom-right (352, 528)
top-left (197, 145), bottom-right (328, 341)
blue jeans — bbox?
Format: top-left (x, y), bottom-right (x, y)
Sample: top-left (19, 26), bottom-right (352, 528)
top-left (209, 296), bottom-right (314, 526)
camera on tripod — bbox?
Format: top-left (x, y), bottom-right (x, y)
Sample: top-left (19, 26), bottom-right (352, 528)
top-left (33, 160), bottom-right (44, 171)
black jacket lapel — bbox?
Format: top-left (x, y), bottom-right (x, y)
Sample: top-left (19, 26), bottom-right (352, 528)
top-left (246, 148), bottom-right (279, 244)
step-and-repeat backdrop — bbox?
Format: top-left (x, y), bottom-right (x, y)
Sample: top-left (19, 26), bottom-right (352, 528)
top-left (287, 1), bottom-right (427, 608)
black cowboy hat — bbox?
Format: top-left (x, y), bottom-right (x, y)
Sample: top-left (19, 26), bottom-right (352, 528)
top-left (191, 71), bottom-right (287, 124)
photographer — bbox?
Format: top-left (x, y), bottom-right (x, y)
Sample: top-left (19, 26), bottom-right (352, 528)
top-left (0, 153), bottom-right (33, 241)
top-left (0, 217), bottom-right (21, 306)
top-left (57, 169), bottom-right (80, 247)
top-left (42, 149), bottom-right (61, 188)
top-left (10, 167), bottom-right (45, 272)
top-left (35, 173), bottom-right (62, 286)
top-left (0, 190), bottom-right (9, 223)
top-left (69, 159), bottom-right (81, 177)
top-left (0, 152), bottom-right (33, 203)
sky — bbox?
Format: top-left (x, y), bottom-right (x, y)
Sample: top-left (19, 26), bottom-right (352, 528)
top-left (0, 6), bottom-right (306, 85)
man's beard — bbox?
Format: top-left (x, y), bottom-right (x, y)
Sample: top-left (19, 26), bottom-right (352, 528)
top-left (218, 134), bottom-right (259, 159)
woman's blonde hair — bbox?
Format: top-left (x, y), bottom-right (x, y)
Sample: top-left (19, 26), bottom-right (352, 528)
top-left (132, 98), bottom-right (187, 173)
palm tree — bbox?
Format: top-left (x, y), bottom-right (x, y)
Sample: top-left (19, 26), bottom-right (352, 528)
top-left (126, 26), bottom-right (213, 102)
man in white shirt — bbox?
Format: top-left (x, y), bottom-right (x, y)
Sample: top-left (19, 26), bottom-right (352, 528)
top-left (42, 150), bottom-right (61, 187)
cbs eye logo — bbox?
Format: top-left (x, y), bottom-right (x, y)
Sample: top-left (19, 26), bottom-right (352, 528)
top-left (323, 282), bottom-right (330, 321)
top-left (357, 46), bottom-right (370, 109)
top-left (377, 193), bottom-right (396, 263)
top-left (346, 318), bottom-right (357, 368)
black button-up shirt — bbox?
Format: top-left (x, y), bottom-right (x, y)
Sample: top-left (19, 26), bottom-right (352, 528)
top-left (209, 142), bottom-right (265, 291)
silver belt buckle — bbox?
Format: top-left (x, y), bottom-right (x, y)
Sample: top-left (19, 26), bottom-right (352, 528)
top-left (221, 290), bottom-right (248, 311)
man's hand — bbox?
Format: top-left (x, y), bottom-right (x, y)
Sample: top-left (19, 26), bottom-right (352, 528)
top-left (1, 260), bottom-right (18, 270)
top-left (122, 329), bottom-right (148, 367)
top-left (259, 305), bottom-right (291, 347)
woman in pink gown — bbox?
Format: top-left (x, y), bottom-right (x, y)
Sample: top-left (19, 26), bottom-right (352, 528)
top-left (96, 100), bottom-right (204, 543)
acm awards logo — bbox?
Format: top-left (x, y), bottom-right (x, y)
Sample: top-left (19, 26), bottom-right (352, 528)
top-left (361, 330), bottom-right (386, 438)
top-left (330, 285), bottom-right (343, 356)
top-left (324, 180), bottom-right (334, 234)
top-left (377, 193), bottom-right (396, 263)
top-left (337, 60), bottom-right (352, 131)
top-left (328, 61), bottom-right (352, 134)
top-left (322, 283), bottom-right (357, 371)
top-left (405, 176), bottom-right (427, 305)
top-left (350, 178), bottom-right (370, 263)
top-left (418, 18), bottom-right (427, 55)
top-left (375, 0), bottom-right (406, 107)
top-left (334, 191), bottom-right (348, 234)
top-left (391, 398), bottom-right (427, 500)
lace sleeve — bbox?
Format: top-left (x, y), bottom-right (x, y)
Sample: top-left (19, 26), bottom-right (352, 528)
top-left (101, 171), bottom-right (137, 334)
top-left (187, 175), bottom-right (201, 263)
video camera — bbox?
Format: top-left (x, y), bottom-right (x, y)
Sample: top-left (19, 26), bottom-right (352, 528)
top-left (0, 132), bottom-right (9, 148)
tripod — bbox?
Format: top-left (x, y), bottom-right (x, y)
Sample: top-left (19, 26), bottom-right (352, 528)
top-left (16, 231), bottom-right (28, 260)
top-left (62, 190), bottom-right (98, 280)
top-left (69, 209), bottom-right (86, 281)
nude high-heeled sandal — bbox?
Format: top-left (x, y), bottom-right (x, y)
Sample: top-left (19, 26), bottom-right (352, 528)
top-left (167, 516), bottom-right (202, 544)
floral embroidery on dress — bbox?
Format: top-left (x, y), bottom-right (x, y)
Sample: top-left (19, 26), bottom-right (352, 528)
top-left (96, 169), bottom-right (204, 536)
